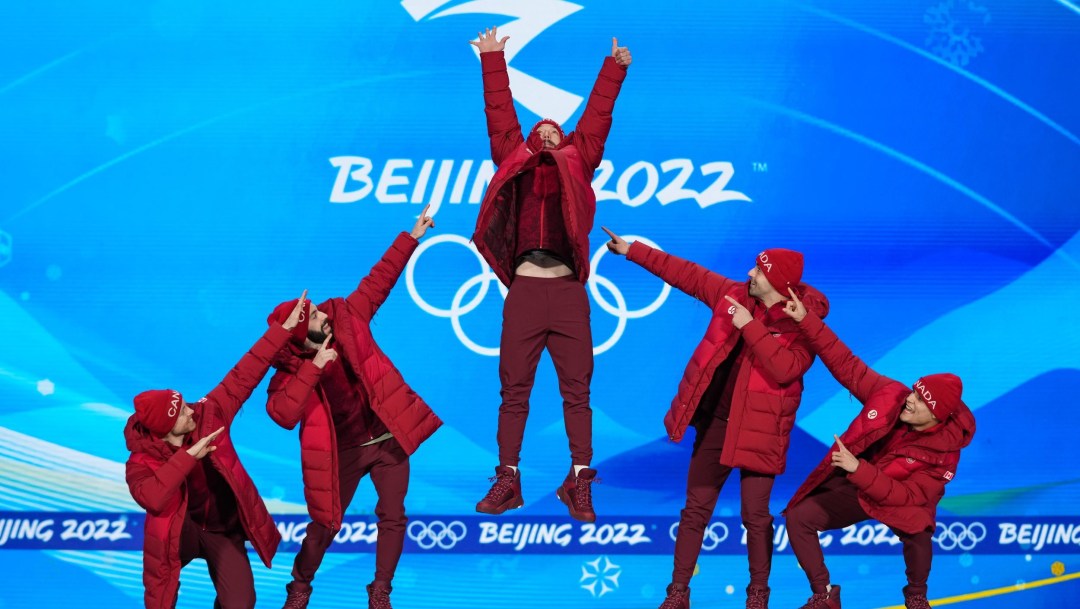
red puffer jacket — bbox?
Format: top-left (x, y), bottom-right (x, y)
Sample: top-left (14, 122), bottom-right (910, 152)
top-left (473, 51), bottom-right (628, 287)
top-left (783, 312), bottom-right (976, 534)
top-left (124, 324), bottom-right (288, 609)
top-left (627, 242), bottom-right (830, 475)
top-left (266, 232), bottom-right (442, 530)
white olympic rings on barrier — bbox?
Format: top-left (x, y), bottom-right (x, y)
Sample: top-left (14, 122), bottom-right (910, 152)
top-left (407, 519), bottom-right (468, 550)
top-left (669, 521), bottom-right (730, 551)
top-left (932, 521), bottom-right (986, 551)
top-left (405, 233), bottom-right (671, 356)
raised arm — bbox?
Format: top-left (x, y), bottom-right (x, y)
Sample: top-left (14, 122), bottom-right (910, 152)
top-left (200, 321), bottom-right (293, 429)
top-left (266, 337), bottom-right (338, 429)
top-left (471, 28), bottom-right (523, 166)
top-left (782, 289), bottom-right (894, 402)
top-left (575, 38), bottom-right (631, 171)
top-left (612, 230), bottom-right (737, 308)
top-left (345, 224), bottom-right (423, 321)
top-left (726, 294), bottom-right (815, 384)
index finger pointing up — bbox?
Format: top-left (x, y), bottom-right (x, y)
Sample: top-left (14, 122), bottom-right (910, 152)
top-left (834, 434), bottom-right (848, 452)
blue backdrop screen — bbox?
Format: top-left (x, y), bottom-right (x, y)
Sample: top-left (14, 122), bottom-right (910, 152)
top-left (2, 1), bottom-right (1079, 607)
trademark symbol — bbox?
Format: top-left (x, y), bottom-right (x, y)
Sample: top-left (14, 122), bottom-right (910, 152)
top-left (752, 162), bottom-right (768, 173)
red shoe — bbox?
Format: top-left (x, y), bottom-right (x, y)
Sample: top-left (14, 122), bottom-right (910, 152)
top-left (798, 585), bottom-right (841, 609)
top-left (556, 467), bottom-right (597, 522)
top-left (904, 593), bottom-right (931, 609)
top-left (657, 583), bottom-right (690, 609)
top-left (476, 466), bottom-right (524, 514)
top-left (282, 582), bottom-right (312, 609)
top-left (746, 584), bottom-right (770, 609)
top-left (366, 581), bottom-right (393, 609)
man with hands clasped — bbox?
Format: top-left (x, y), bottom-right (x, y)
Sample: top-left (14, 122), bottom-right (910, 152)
top-left (469, 27), bottom-right (631, 523)
top-left (779, 288), bottom-right (976, 609)
top-left (267, 209), bottom-right (443, 609)
top-left (603, 228), bottom-right (829, 609)
top-left (125, 294), bottom-right (310, 609)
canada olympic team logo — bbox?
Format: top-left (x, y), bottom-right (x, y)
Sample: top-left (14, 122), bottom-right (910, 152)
top-left (405, 233), bottom-right (671, 356)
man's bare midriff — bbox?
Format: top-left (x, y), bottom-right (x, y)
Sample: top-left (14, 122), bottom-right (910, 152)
top-left (515, 251), bottom-right (574, 278)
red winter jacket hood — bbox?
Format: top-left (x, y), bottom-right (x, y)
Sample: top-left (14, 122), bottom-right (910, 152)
top-left (783, 312), bottom-right (976, 534)
top-left (266, 232), bottom-right (442, 530)
top-left (473, 51), bottom-right (627, 287)
top-left (124, 325), bottom-right (288, 609)
top-left (626, 242), bottom-right (829, 475)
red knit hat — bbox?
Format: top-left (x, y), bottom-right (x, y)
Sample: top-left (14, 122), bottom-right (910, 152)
top-left (526, 118), bottom-right (566, 151)
top-left (267, 298), bottom-right (309, 346)
top-left (756, 248), bottom-right (804, 295)
top-left (913, 373), bottom-right (963, 421)
top-left (133, 389), bottom-right (183, 437)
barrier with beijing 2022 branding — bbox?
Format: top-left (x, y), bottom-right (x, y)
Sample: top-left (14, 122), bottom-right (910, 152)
top-left (3, 512), bottom-right (1078, 556)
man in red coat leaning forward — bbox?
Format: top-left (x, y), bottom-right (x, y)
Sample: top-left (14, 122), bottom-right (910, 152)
top-left (780, 288), bottom-right (976, 609)
top-left (125, 295), bottom-right (307, 609)
top-left (603, 227), bottom-right (829, 609)
top-left (267, 209), bottom-right (442, 609)
top-left (469, 27), bottom-right (631, 522)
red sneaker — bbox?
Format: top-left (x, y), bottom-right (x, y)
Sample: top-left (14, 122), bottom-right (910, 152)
top-left (798, 585), bottom-right (841, 609)
top-left (366, 581), bottom-right (393, 609)
top-left (556, 467), bottom-right (597, 523)
top-left (746, 584), bottom-right (770, 609)
top-left (282, 582), bottom-right (312, 609)
top-left (475, 466), bottom-right (524, 514)
top-left (904, 593), bottom-right (931, 609)
top-left (657, 583), bottom-right (690, 609)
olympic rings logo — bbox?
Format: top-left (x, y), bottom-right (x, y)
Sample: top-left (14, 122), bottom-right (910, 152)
top-left (407, 519), bottom-right (467, 550)
top-left (405, 233), bottom-right (672, 356)
top-left (932, 521), bottom-right (986, 551)
top-left (669, 521), bottom-right (730, 551)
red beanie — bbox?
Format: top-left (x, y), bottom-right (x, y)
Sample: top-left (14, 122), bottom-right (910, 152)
top-left (531, 118), bottom-right (565, 139)
top-left (913, 373), bottom-right (963, 421)
top-left (267, 298), bottom-right (309, 346)
top-left (133, 389), bottom-right (183, 437)
top-left (756, 248), bottom-right (804, 295)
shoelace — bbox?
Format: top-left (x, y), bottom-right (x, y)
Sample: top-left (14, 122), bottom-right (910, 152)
top-left (573, 475), bottom-right (598, 506)
top-left (283, 589), bottom-right (311, 609)
top-left (483, 474), bottom-right (515, 502)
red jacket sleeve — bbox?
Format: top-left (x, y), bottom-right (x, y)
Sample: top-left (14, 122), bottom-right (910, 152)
top-left (796, 312), bottom-right (895, 403)
top-left (345, 232), bottom-right (419, 321)
top-left (739, 320), bottom-right (815, 385)
top-left (265, 361), bottom-right (323, 430)
top-left (201, 324), bottom-right (292, 428)
top-left (848, 459), bottom-right (945, 508)
top-left (125, 451), bottom-right (197, 515)
top-left (480, 51), bottom-right (524, 166)
top-left (574, 56), bottom-right (628, 172)
top-left (626, 241), bottom-right (738, 308)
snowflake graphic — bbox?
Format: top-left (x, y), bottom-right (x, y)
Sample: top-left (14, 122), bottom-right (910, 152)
top-left (924, 0), bottom-right (992, 67)
top-left (580, 556), bottom-right (621, 598)
top-left (37, 379), bottom-right (55, 396)
top-left (0, 228), bottom-right (11, 268)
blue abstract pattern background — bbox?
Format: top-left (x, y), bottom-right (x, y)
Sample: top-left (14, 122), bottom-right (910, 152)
top-left (1, 0), bottom-right (1078, 607)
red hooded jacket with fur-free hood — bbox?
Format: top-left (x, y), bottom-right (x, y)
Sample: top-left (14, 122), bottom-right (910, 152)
top-left (124, 324), bottom-right (289, 609)
top-left (265, 232), bottom-right (442, 531)
top-left (626, 242), bottom-right (830, 475)
top-left (473, 50), bottom-right (627, 287)
top-left (783, 312), bottom-right (976, 534)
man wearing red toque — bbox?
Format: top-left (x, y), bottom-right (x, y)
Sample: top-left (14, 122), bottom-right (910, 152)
top-left (125, 295), bottom-right (308, 609)
top-left (780, 289), bottom-right (976, 609)
top-left (267, 210), bottom-right (442, 609)
top-left (468, 26), bottom-right (632, 523)
top-left (603, 228), bottom-right (829, 609)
